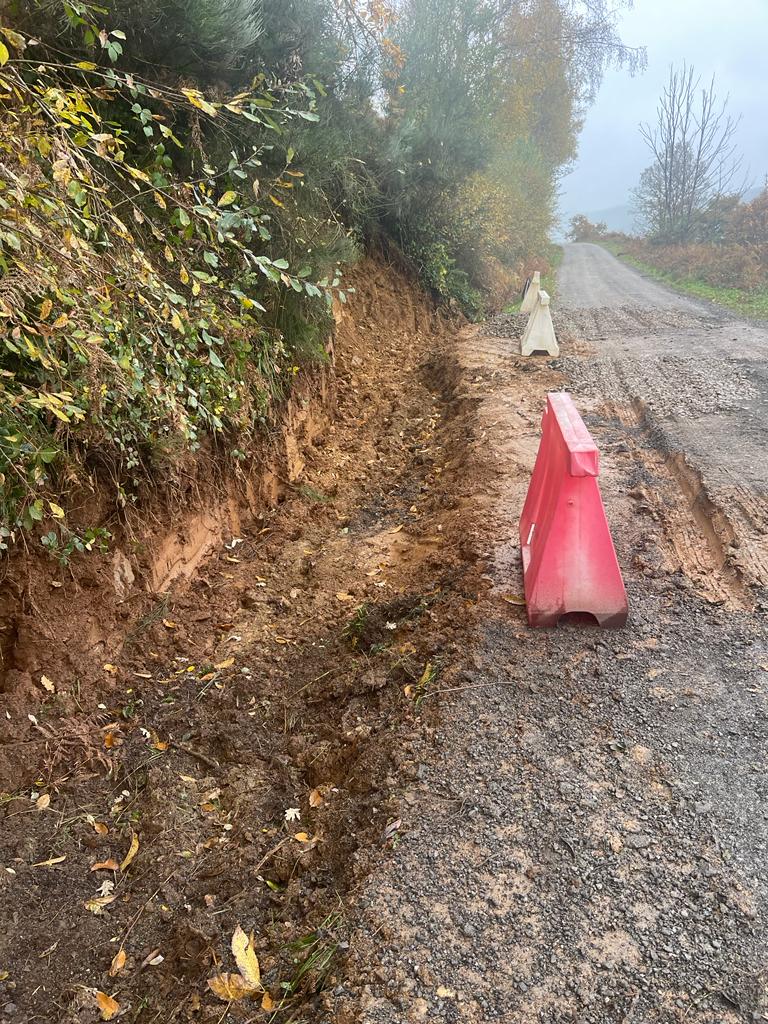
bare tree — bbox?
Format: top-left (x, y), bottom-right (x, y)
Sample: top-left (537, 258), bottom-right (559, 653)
top-left (634, 64), bottom-right (744, 242)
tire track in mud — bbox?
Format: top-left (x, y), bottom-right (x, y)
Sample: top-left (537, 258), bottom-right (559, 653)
top-left (601, 393), bottom-right (755, 611)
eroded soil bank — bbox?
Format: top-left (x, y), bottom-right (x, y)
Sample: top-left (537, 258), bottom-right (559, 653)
top-left (0, 257), bottom-right (473, 1022)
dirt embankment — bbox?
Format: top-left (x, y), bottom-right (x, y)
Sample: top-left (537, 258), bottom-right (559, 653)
top-left (0, 256), bottom-right (481, 1022)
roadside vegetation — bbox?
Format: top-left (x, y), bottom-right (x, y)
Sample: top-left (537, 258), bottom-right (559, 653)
top-left (598, 235), bottom-right (768, 319)
top-left (503, 242), bottom-right (563, 312)
top-left (0, 0), bottom-right (641, 550)
top-left (568, 63), bottom-right (768, 319)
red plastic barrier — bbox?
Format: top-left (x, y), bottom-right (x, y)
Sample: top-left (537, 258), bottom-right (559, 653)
top-left (520, 393), bottom-right (628, 628)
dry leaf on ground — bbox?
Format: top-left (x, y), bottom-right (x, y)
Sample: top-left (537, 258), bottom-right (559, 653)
top-left (207, 972), bottom-right (258, 1002)
top-left (32, 855), bottom-right (66, 867)
top-left (120, 833), bottom-right (139, 871)
top-left (231, 925), bottom-right (262, 990)
top-left (85, 894), bottom-right (118, 914)
top-left (141, 948), bottom-right (164, 968)
top-left (95, 991), bottom-right (120, 1020)
top-left (91, 858), bottom-right (119, 872)
top-left (109, 949), bottom-right (126, 976)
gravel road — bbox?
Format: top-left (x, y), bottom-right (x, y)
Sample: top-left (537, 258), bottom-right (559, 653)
top-left (332, 245), bottom-right (768, 1024)
top-left (557, 242), bottom-right (704, 311)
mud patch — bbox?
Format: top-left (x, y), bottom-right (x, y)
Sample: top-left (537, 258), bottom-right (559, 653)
top-left (601, 398), bottom-right (755, 610)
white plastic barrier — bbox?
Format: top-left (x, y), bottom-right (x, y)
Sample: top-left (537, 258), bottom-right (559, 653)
top-left (521, 288), bottom-right (559, 357)
top-left (520, 270), bottom-right (541, 314)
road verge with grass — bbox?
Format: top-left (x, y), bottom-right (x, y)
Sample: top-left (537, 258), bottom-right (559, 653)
top-left (600, 239), bottom-right (768, 319)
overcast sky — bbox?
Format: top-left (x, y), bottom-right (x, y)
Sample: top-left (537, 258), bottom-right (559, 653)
top-left (559, 0), bottom-right (768, 227)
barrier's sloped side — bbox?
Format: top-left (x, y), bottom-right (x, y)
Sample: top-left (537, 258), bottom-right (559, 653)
top-left (521, 289), bottom-right (559, 357)
top-left (520, 270), bottom-right (541, 314)
top-left (520, 393), bottom-right (628, 628)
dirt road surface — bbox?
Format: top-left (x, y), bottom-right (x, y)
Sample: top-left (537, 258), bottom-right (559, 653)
top-left (2, 248), bottom-right (768, 1024)
top-left (335, 244), bottom-right (768, 1024)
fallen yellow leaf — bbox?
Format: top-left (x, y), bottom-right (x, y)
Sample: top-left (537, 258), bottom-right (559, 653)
top-left (93, 822), bottom-right (109, 836)
top-left (35, 793), bottom-right (50, 810)
top-left (335, 592), bottom-right (354, 602)
top-left (214, 657), bottom-right (234, 670)
top-left (108, 949), bottom-right (126, 977)
top-left (293, 832), bottom-right (310, 843)
top-left (85, 894), bottom-right (117, 914)
top-left (32, 855), bottom-right (66, 867)
top-left (501, 594), bottom-right (526, 606)
top-left (103, 664), bottom-right (118, 675)
top-left (231, 925), bottom-right (262, 991)
top-left (207, 972), bottom-right (258, 1002)
top-left (308, 788), bottom-right (324, 808)
top-left (162, 619), bottom-right (177, 629)
top-left (96, 991), bottom-right (120, 1021)
top-left (120, 833), bottom-right (139, 871)
top-left (261, 992), bottom-right (275, 1010)
top-left (40, 675), bottom-right (55, 693)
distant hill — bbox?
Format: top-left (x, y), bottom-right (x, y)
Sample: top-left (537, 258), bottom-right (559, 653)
top-left (582, 203), bottom-right (636, 234)
top-left (562, 185), bottom-right (766, 239)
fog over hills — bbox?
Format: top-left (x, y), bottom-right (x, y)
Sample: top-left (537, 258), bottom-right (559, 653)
top-left (563, 186), bottom-right (765, 239)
